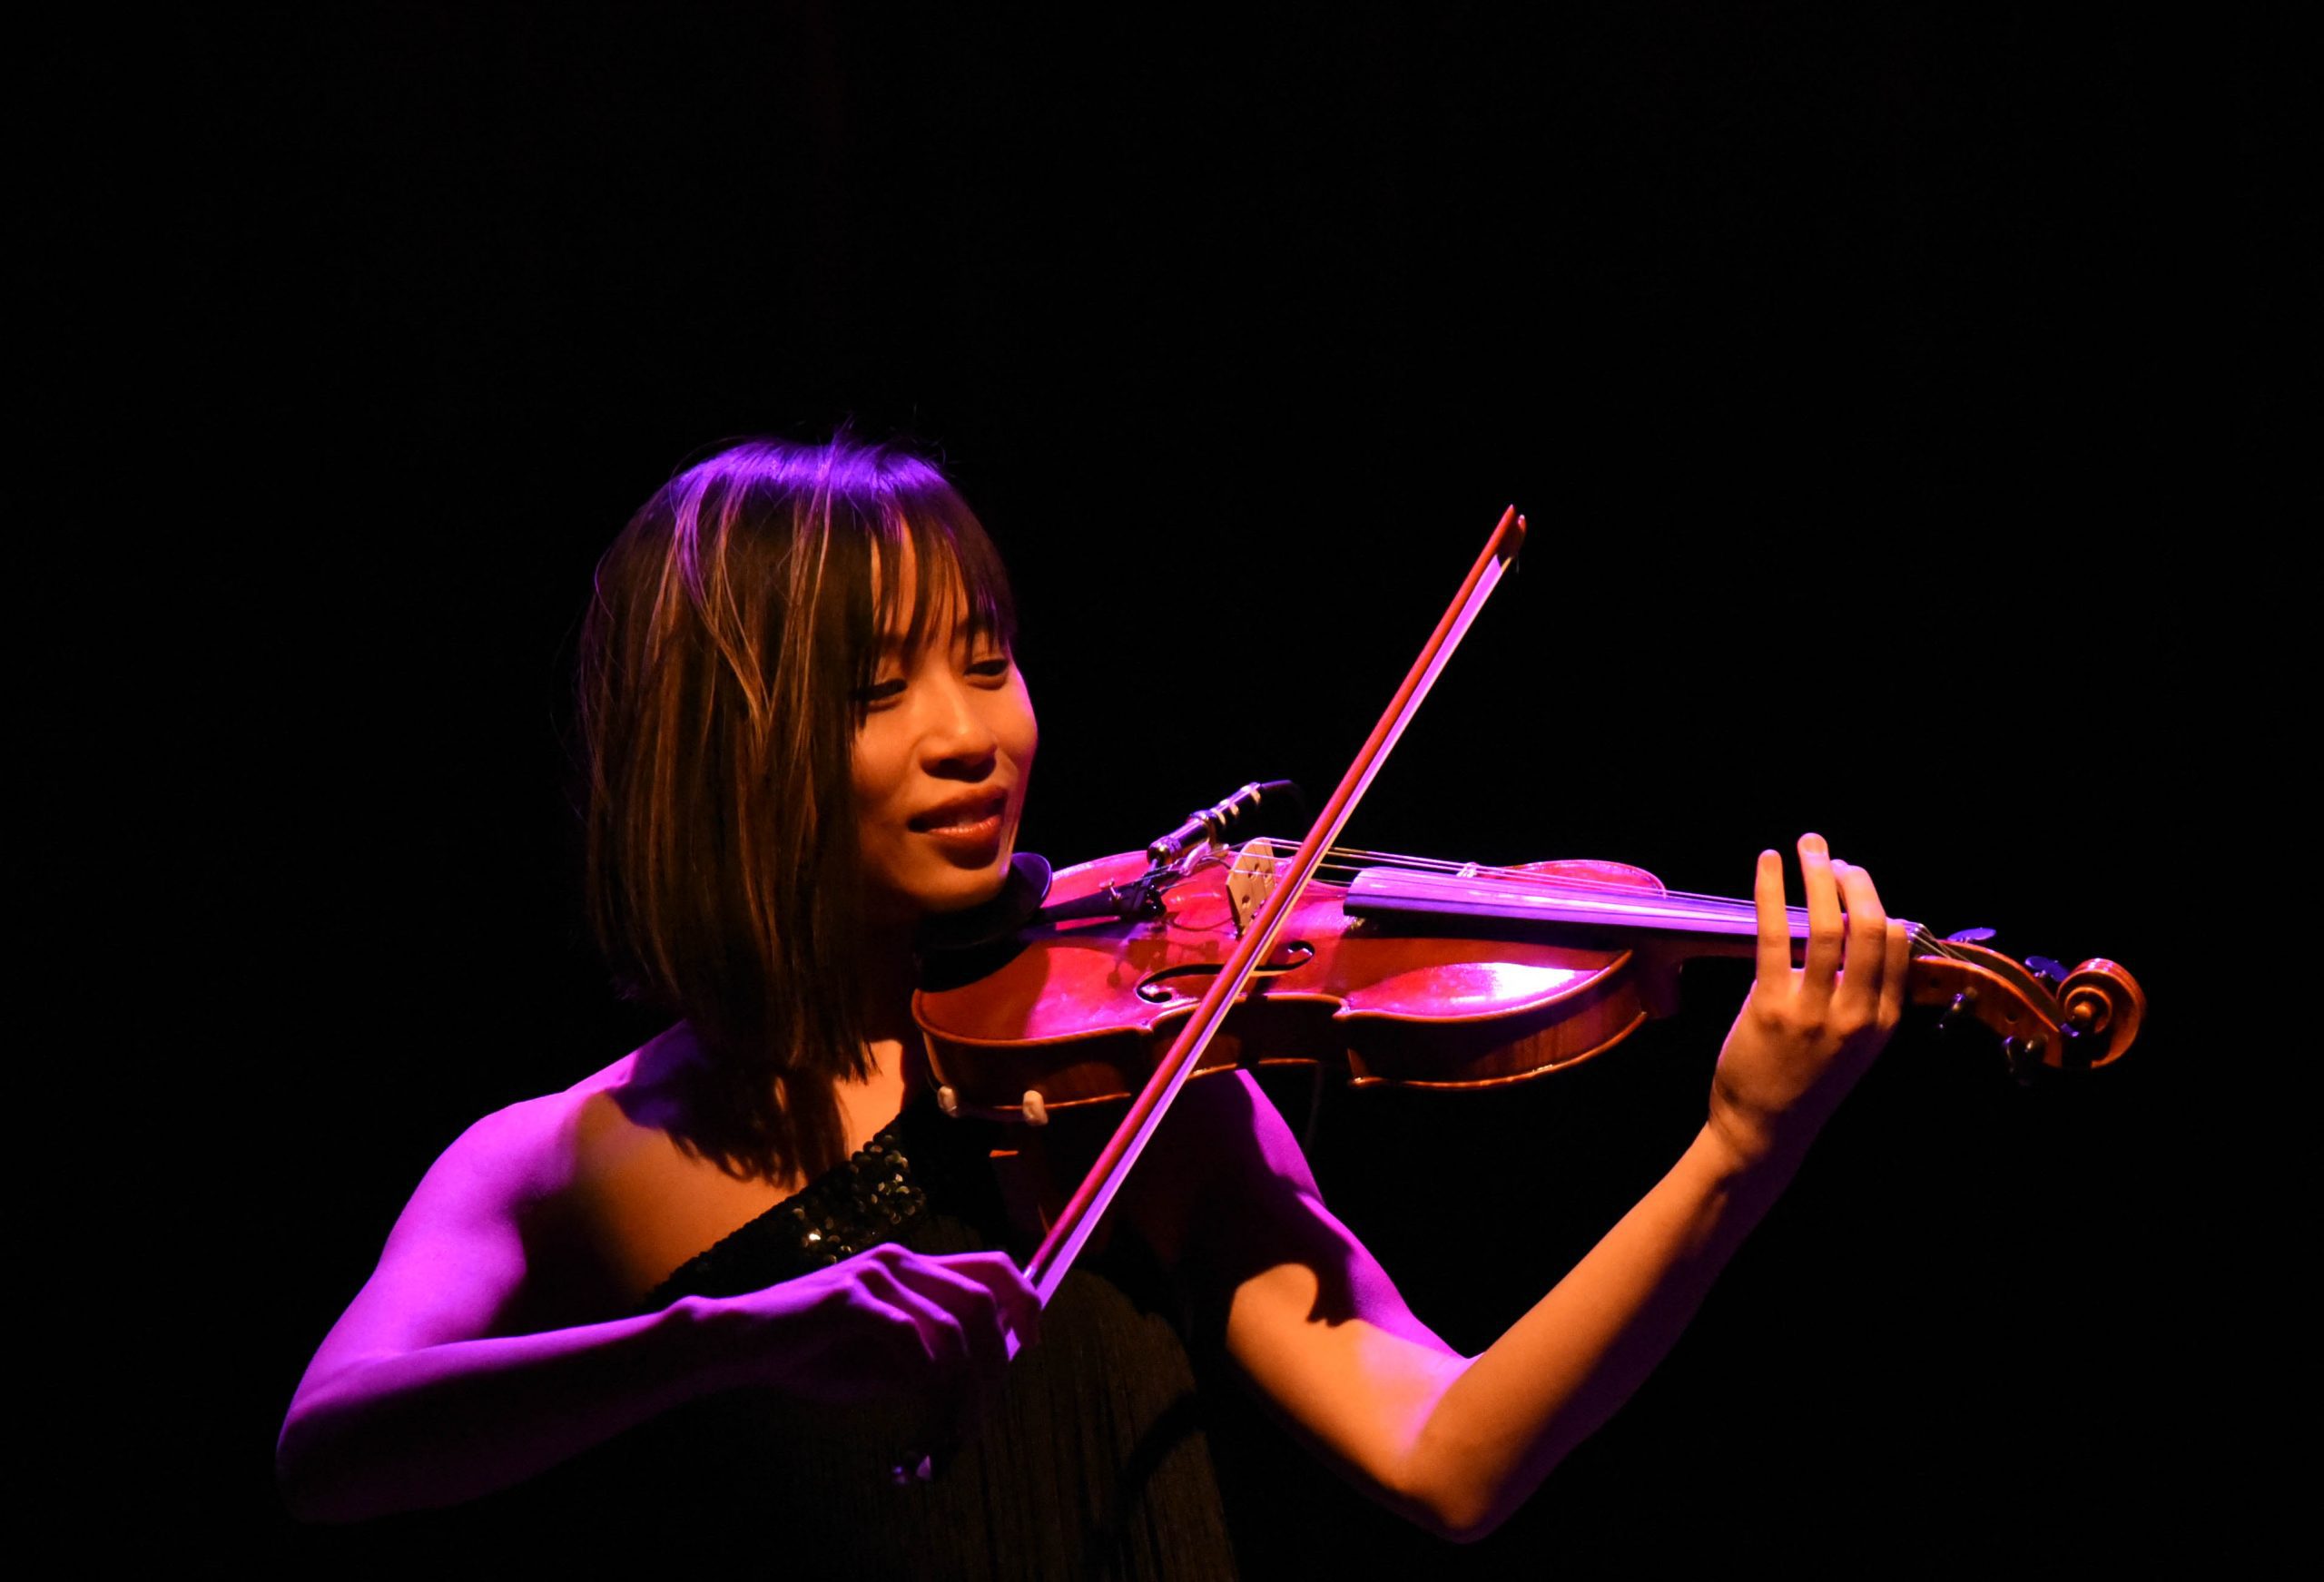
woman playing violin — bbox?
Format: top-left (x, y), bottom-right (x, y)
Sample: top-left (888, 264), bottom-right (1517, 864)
top-left (277, 434), bottom-right (1909, 1573)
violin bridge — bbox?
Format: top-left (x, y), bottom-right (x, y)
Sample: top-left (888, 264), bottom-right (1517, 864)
top-left (1226, 839), bottom-right (1281, 938)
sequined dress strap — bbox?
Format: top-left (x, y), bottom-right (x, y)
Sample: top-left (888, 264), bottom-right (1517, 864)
top-left (644, 1109), bottom-right (940, 1305)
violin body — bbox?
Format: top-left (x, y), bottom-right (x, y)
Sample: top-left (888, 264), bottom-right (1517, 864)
top-left (916, 850), bottom-right (1664, 1119)
top-left (913, 846), bottom-right (2147, 1124)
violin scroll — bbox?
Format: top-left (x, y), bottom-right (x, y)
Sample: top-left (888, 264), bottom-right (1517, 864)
top-left (1909, 938), bottom-right (2145, 1076)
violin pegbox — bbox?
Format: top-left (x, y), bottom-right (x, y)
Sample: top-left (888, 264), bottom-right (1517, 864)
top-left (1909, 934), bottom-right (2146, 1077)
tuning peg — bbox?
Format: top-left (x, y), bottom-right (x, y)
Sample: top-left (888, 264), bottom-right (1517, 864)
top-left (1946, 926), bottom-right (1996, 944)
top-left (2002, 1032), bottom-right (2048, 1085)
top-left (1937, 988), bottom-right (1978, 1032)
top-left (2024, 955), bottom-right (2067, 990)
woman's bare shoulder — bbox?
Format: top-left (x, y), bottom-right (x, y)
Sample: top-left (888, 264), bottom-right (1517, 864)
top-left (517, 1026), bottom-right (793, 1306)
top-left (379, 1027), bottom-right (730, 1324)
top-left (420, 1028), bottom-right (689, 1221)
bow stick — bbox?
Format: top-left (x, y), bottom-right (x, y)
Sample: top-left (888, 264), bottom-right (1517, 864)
top-left (1022, 506), bottom-right (1528, 1305)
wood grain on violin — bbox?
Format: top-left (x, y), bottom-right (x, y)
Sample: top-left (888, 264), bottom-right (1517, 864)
top-left (914, 844), bottom-right (2145, 1119)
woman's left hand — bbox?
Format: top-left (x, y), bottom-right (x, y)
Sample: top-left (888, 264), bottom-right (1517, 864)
top-left (1706, 832), bottom-right (1909, 1172)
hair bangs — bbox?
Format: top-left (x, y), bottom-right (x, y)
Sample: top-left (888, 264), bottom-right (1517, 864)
top-left (850, 460), bottom-right (1018, 703)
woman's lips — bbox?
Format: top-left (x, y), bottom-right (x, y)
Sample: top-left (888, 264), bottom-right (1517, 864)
top-left (910, 791), bottom-right (1009, 856)
top-left (918, 811), bottom-right (1004, 854)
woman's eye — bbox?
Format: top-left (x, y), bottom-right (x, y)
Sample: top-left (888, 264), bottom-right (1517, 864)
top-left (967, 656), bottom-right (1011, 680)
top-left (856, 678), bottom-right (907, 705)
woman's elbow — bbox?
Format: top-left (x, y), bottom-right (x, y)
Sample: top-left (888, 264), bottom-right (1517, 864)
top-left (1407, 1485), bottom-right (1507, 1547)
top-left (276, 1385), bottom-right (397, 1525)
top-left (275, 1411), bottom-right (349, 1525)
top-left (1394, 1417), bottom-right (1550, 1544)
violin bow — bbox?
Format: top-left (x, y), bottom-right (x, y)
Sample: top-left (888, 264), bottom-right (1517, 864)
top-left (1022, 506), bottom-right (1529, 1305)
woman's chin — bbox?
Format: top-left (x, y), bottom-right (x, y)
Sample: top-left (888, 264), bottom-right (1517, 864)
top-left (931, 858), bottom-right (1017, 914)
top-left (886, 849), bottom-right (1019, 921)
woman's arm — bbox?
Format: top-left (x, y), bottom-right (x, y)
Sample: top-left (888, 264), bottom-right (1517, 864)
top-left (1133, 836), bottom-right (1905, 1541)
top-left (279, 1098), bottom-right (1037, 1523)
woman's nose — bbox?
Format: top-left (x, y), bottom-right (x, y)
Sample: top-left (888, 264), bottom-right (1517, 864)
top-left (919, 679), bottom-right (999, 772)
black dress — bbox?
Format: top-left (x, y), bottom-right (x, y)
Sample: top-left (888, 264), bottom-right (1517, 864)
top-left (326, 1097), bottom-right (1241, 1578)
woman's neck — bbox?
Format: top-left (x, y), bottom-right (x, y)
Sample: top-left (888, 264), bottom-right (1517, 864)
top-left (857, 921), bottom-right (924, 1085)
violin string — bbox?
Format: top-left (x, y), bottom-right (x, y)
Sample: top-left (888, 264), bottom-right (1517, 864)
top-left (1229, 835), bottom-right (1952, 953)
top-left (1242, 840), bottom-right (1817, 919)
top-left (1203, 840), bottom-right (1974, 965)
top-left (1315, 845), bottom-right (1969, 960)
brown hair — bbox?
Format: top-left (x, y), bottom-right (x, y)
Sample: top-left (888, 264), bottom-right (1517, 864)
top-left (578, 435), bottom-right (1015, 1181)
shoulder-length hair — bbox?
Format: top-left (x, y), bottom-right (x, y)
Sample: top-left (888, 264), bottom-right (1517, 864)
top-left (579, 435), bottom-right (1015, 1182)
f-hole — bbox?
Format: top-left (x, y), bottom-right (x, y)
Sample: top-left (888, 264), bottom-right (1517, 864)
top-left (1136, 941), bottom-right (1315, 1004)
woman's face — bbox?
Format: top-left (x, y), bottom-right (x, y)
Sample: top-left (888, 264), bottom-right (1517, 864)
top-left (851, 556), bottom-right (1038, 926)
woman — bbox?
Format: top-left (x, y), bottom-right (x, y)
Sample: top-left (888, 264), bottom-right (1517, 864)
top-left (278, 435), bottom-right (1906, 1573)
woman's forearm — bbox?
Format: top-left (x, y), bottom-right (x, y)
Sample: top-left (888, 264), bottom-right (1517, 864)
top-left (1410, 1124), bottom-right (1801, 1539)
top-left (278, 1295), bottom-right (724, 1523)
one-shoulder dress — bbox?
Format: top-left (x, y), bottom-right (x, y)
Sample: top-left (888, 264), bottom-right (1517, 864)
top-left (320, 1096), bottom-right (1241, 1579)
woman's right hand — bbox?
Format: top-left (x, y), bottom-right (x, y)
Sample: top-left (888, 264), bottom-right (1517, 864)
top-left (698, 1243), bottom-right (1041, 1410)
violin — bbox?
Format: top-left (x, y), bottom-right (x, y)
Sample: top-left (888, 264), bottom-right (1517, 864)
top-left (914, 826), bottom-right (2146, 1126)
top-left (908, 508), bottom-right (2142, 1316)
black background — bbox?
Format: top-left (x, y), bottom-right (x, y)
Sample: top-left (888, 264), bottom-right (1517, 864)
top-left (143, 2), bottom-right (2274, 1567)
